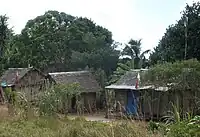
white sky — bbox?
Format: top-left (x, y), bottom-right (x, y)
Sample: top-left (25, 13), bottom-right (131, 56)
top-left (0, 0), bottom-right (198, 51)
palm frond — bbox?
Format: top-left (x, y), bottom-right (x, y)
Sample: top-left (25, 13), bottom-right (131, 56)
top-left (128, 39), bottom-right (142, 57)
top-left (131, 45), bottom-right (140, 57)
top-left (140, 49), bottom-right (151, 59)
top-left (117, 62), bottom-right (131, 71)
top-left (128, 39), bottom-right (142, 47)
top-left (121, 44), bottom-right (135, 58)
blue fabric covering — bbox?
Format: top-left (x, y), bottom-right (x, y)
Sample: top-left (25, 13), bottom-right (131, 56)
top-left (1, 81), bottom-right (7, 87)
top-left (126, 90), bottom-right (138, 115)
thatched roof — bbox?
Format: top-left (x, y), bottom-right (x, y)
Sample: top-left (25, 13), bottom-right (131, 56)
top-left (0, 68), bottom-right (31, 86)
top-left (115, 71), bottom-right (138, 86)
top-left (0, 67), bottom-right (46, 86)
top-left (105, 69), bottom-right (148, 90)
top-left (49, 71), bottom-right (101, 93)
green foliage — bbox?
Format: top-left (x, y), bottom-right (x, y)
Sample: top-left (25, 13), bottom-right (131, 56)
top-left (0, 118), bottom-right (159, 137)
top-left (148, 121), bottom-right (167, 135)
top-left (148, 120), bottom-right (160, 133)
top-left (39, 83), bottom-right (82, 116)
top-left (109, 39), bottom-right (150, 84)
top-left (142, 59), bottom-right (200, 87)
top-left (147, 114), bottom-right (200, 137)
top-left (3, 84), bottom-right (83, 118)
top-left (122, 39), bottom-right (150, 69)
top-left (70, 46), bottom-right (119, 76)
top-left (142, 59), bottom-right (200, 119)
top-left (0, 11), bottom-right (119, 81)
top-left (14, 10), bottom-right (119, 73)
top-left (162, 103), bottom-right (181, 125)
top-left (150, 2), bottom-right (200, 64)
top-left (15, 91), bottom-right (35, 119)
top-left (0, 15), bottom-right (12, 57)
top-left (167, 116), bottom-right (200, 137)
top-left (3, 87), bottom-right (17, 104)
top-left (109, 61), bottom-right (132, 84)
top-left (0, 15), bottom-right (13, 72)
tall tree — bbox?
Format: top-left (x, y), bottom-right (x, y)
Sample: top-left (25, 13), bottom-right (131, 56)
top-left (19, 11), bottom-right (75, 71)
top-left (0, 15), bottom-right (9, 57)
top-left (0, 15), bottom-right (13, 72)
top-left (67, 17), bottom-right (113, 53)
top-left (150, 2), bottom-right (200, 64)
top-left (70, 46), bottom-right (120, 76)
top-left (122, 39), bottom-right (150, 69)
top-left (12, 10), bottom-right (119, 75)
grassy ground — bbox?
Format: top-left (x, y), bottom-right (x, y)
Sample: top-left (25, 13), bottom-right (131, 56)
top-left (0, 105), bottom-right (164, 137)
top-left (0, 116), bottom-right (162, 137)
top-left (1, 104), bottom-right (199, 137)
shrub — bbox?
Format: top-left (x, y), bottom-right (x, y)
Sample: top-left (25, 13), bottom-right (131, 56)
top-left (167, 116), bottom-right (200, 137)
top-left (38, 83), bottom-right (82, 116)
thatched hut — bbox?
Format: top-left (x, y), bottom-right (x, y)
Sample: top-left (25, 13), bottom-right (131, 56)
top-left (105, 68), bottom-right (200, 120)
top-left (105, 69), bottom-right (170, 119)
top-left (0, 67), bottom-right (51, 102)
top-left (49, 71), bottom-right (101, 113)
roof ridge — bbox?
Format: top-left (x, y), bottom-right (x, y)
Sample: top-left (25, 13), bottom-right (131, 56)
top-left (8, 68), bottom-right (29, 70)
top-left (130, 69), bottom-right (148, 71)
top-left (49, 71), bottom-right (90, 75)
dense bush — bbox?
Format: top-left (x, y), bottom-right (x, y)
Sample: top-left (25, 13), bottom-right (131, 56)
top-left (167, 116), bottom-right (200, 137)
top-left (142, 59), bottom-right (200, 87)
top-left (38, 83), bottom-right (82, 116)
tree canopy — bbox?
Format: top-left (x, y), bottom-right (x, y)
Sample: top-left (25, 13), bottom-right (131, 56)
top-left (150, 2), bottom-right (200, 64)
top-left (0, 15), bottom-right (13, 72)
top-left (0, 11), bottom-right (119, 79)
top-left (3, 2), bottom-right (200, 88)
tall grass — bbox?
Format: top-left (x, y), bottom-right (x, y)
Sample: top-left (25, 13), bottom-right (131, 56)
top-left (0, 84), bottom-right (163, 137)
top-left (1, 83), bottom-right (199, 137)
top-left (0, 116), bottom-right (162, 137)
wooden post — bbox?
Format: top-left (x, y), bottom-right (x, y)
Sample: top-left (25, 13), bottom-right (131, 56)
top-left (157, 92), bottom-right (161, 120)
top-left (105, 90), bottom-right (109, 118)
top-left (0, 87), bottom-right (5, 103)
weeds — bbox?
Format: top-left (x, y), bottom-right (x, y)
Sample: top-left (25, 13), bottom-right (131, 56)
top-left (162, 103), bottom-right (181, 125)
top-left (0, 84), bottom-right (199, 137)
top-left (0, 117), bottom-right (161, 137)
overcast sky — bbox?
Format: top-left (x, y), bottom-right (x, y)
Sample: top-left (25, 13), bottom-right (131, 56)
top-left (0, 0), bottom-right (198, 51)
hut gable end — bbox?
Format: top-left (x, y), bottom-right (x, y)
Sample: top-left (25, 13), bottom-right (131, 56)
top-left (0, 68), bottom-right (31, 86)
top-left (0, 68), bottom-right (49, 87)
top-left (17, 69), bottom-right (47, 87)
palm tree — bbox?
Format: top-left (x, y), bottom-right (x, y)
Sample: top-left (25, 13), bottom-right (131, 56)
top-left (122, 39), bottom-right (150, 69)
top-left (109, 39), bottom-right (150, 84)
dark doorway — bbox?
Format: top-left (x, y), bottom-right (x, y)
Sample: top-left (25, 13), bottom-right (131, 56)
top-left (71, 96), bottom-right (76, 110)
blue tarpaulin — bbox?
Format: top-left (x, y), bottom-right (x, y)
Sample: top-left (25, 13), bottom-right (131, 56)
top-left (1, 81), bottom-right (7, 87)
top-left (126, 90), bottom-right (138, 115)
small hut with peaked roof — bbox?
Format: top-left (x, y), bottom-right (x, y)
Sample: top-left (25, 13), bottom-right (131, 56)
top-left (0, 67), bottom-right (52, 102)
top-left (49, 71), bottom-right (101, 113)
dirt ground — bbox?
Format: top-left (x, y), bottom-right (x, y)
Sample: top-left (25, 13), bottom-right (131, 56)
top-left (0, 104), bottom-right (8, 117)
top-left (67, 113), bottom-right (113, 122)
top-left (0, 105), bottom-right (112, 122)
